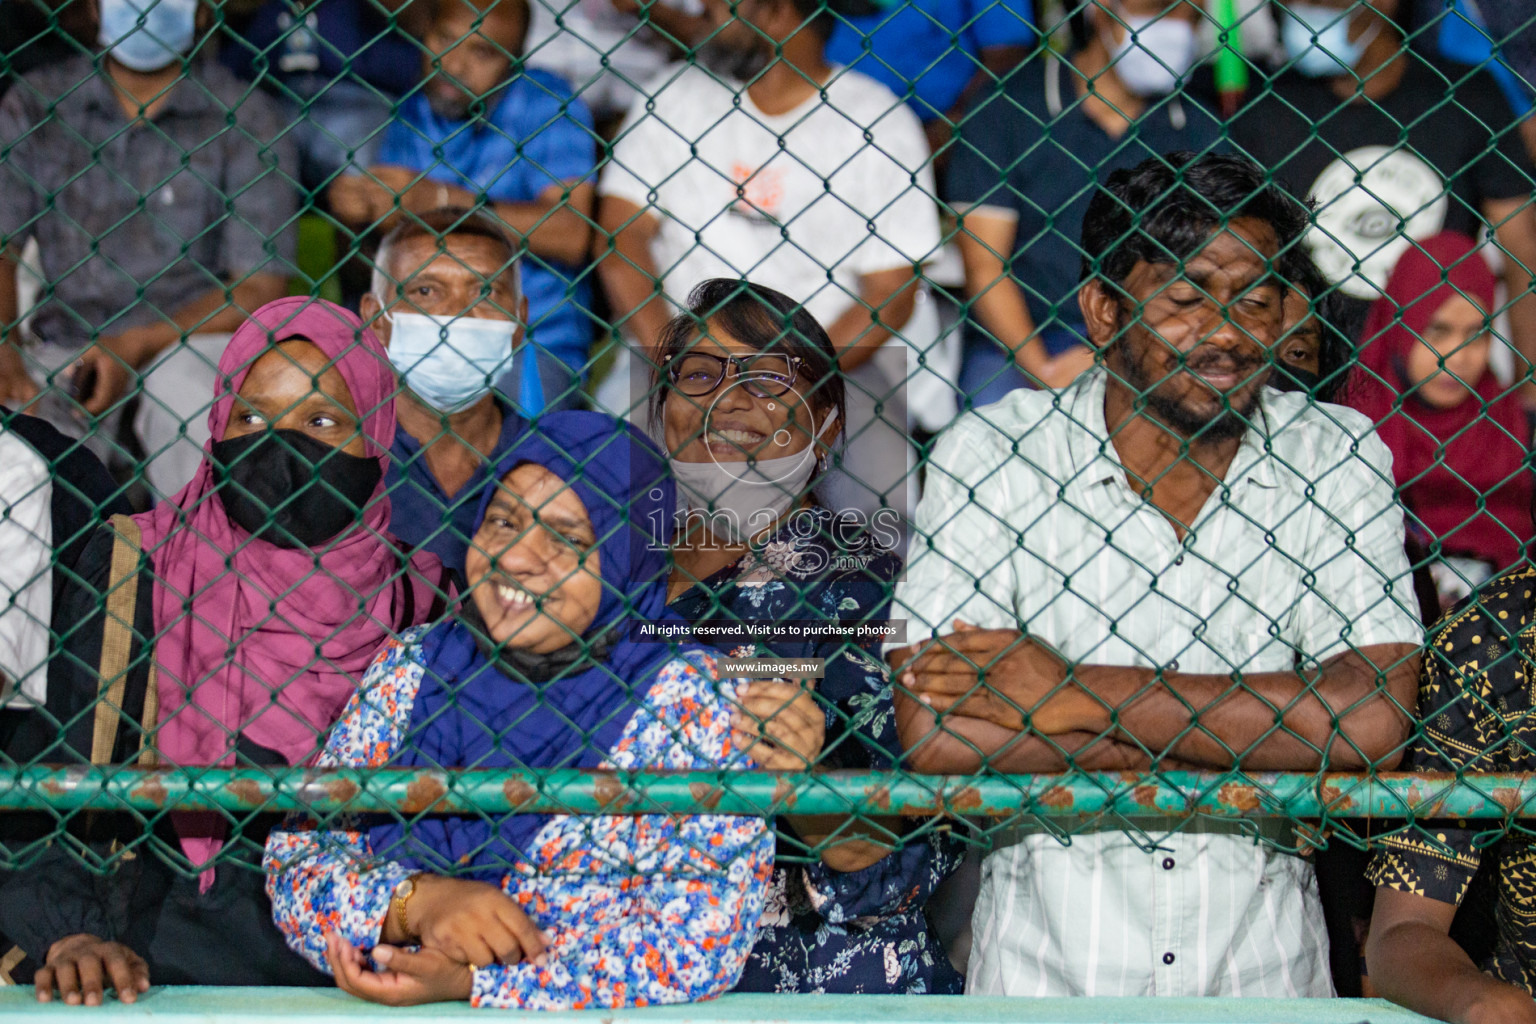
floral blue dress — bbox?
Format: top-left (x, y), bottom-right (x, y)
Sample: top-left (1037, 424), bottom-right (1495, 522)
top-left (264, 629), bottom-right (775, 1010)
top-left (671, 506), bottom-right (965, 994)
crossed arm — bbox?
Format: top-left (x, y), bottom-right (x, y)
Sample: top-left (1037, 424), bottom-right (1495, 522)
top-left (331, 171), bottom-right (596, 266)
top-left (891, 625), bottom-right (1419, 773)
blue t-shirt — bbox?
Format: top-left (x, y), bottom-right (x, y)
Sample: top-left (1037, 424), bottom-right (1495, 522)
top-left (945, 56), bottom-right (1224, 353)
top-left (386, 398), bottom-right (526, 575)
top-left (1433, 0), bottom-right (1533, 116)
top-left (378, 70), bottom-right (597, 370)
top-left (825, 0), bottom-right (1035, 122)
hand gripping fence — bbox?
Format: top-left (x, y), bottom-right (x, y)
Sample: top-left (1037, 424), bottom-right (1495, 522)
top-left (0, 0), bottom-right (1532, 948)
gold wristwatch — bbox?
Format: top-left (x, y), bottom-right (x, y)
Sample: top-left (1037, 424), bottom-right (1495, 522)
top-left (391, 874), bottom-right (423, 940)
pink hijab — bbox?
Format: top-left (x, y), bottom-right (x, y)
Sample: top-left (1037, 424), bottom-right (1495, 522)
top-left (135, 297), bottom-right (442, 885)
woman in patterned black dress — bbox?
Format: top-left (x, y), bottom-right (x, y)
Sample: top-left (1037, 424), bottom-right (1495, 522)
top-left (653, 279), bottom-right (965, 994)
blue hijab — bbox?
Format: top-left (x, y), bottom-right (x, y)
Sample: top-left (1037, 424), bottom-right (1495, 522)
top-left (369, 411), bottom-right (703, 879)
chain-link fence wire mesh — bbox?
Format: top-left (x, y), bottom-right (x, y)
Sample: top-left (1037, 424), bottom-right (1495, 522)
top-left (0, 0), bottom-right (1529, 948)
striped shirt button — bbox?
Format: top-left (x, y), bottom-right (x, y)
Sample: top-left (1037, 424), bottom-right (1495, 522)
top-left (1162, 952), bottom-right (1176, 965)
top-left (1162, 857), bottom-right (1175, 870)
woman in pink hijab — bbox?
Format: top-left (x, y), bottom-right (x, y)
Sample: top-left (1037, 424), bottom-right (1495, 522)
top-left (1350, 232), bottom-right (1533, 610)
top-left (2, 298), bottom-right (446, 1004)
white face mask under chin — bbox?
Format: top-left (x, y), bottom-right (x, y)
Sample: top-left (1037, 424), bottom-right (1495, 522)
top-left (670, 407), bottom-right (839, 545)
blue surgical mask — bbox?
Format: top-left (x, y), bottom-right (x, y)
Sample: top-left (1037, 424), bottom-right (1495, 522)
top-left (98, 0), bottom-right (197, 72)
top-left (1282, 4), bottom-right (1381, 77)
top-left (1106, 13), bottom-right (1198, 97)
top-left (386, 311), bottom-right (518, 414)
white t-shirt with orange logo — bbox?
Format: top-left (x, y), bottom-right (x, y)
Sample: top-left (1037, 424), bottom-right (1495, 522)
top-left (600, 64), bottom-right (940, 329)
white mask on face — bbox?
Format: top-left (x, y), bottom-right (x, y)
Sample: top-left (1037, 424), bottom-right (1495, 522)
top-left (1281, 3), bottom-right (1381, 77)
top-left (385, 311), bottom-right (517, 414)
top-left (99, 0), bottom-right (197, 72)
top-left (1105, 10), bottom-right (1198, 96)
top-left (669, 407), bottom-right (839, 544)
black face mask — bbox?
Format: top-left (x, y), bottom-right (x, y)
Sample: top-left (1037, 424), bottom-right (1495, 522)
top-left (1272, 363), bottom-right (1324, 397)
top-left (211, 428), bottom-right (382, 548)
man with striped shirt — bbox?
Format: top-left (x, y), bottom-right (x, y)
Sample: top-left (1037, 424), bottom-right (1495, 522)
top-left (890, 152), bottom-right (1423, 997)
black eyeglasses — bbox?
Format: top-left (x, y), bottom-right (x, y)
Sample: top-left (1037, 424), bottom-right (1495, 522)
top-left (666, 352), bottom-right (803, 399)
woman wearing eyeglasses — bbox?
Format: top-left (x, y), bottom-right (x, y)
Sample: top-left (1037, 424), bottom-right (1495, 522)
top-left (650, 279), bottom-right (964, 994)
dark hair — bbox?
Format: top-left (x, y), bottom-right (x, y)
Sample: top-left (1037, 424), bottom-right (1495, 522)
top-left (1079, 152), bottom-right (1313, 293)
top-left (786, 0), bottom-right (840, 39)
top-left (1276, 246), bottom-right (1354, 403)
top-left (371, 206), bottom-right (520, 302)
top-left (430, 0), bottom-right (531, 53)
top-left (648, 278), bottom-right (846, 435)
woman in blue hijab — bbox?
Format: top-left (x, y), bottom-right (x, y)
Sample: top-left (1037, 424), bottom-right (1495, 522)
top-left (265, 412), bottom-right (773, 1010)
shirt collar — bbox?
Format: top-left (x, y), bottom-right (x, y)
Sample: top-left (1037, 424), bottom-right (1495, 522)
top-left (80, 56), bottom-right (216, 120)
top-left (390, 394), bottom-right (525, 472)
top-left (1063, 368), bottom-right (1281, 496)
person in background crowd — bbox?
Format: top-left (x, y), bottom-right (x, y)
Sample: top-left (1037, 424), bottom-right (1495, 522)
top-left (1413, 0), bottom-right (1536, 161)
top-left (363, 208), bottom-right (581, 575)
top-left (222, 0), bottom-right (426, 193)
top-left (596, 0), bottom-right (939, 525)
top-left (946, 0), bottom-right (1223, 403)
top-left (0, 411), bottom-right (129, 746)
top-left (0, 419), bottom-right (53, 988)
top-left (1365, 571), bottom-right (1536, 1023)
top-left (892, 152), bottom-right (1423, 997)
top-left (2, 298), bottom-right (446, 1005)
top-left (824, 0), bottom-right (1035, 152)
top-left (1227, 0), bottom-right (1536, 375)
top-left (1271, 248), bottom-right (1353, 402)
top-left (265, 412), bottom-right (772, 1009)
top-left (330, 0), bottom-right (597, 399)
top-left (1349, 231), bottom-right (1531, 609)
top-left (0, 0), bottom-right (297, 497)
top-left (652, 280), bottom-right (963, 993)
top-left (0, 428), bottom-right (51, 729)
top-left (0, 409), bottom-right (129, 986)
top-left (524, 0), bottom-right (712, 128)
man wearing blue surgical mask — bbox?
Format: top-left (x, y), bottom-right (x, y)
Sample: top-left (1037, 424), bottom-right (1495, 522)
top-left (947, 0), bottom-right (1224, 405)
top-left (1225, 0), bottom-right (1536, 387)
top-left (361, 207), bottom-right (548, 576)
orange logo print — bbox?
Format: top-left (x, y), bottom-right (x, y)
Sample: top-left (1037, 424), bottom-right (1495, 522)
top-left (730, 162), bottom-right (784, 220)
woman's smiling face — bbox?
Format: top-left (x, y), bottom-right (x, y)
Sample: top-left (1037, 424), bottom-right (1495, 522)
top-left (466, 463), bottom-right (604, 654)
top-left (662, 323), bottom-right (823, 465)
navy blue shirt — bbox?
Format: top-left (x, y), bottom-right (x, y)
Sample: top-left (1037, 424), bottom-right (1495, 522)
top-left (386, 398), bottom-right (525, 575)
top-left (377, 72), bottom-right (597, 371)
top-left (224, 0), bottom-right (420, 96)
top-left (945, 56), bottom-right (1224, 353)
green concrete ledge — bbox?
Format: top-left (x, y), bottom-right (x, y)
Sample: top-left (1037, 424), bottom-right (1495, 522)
top-left (0, 988), bottom-right (1444, 1023)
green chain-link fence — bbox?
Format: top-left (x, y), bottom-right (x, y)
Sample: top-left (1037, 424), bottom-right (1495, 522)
top-left (0, 0), bottom-right (1533, 1001)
